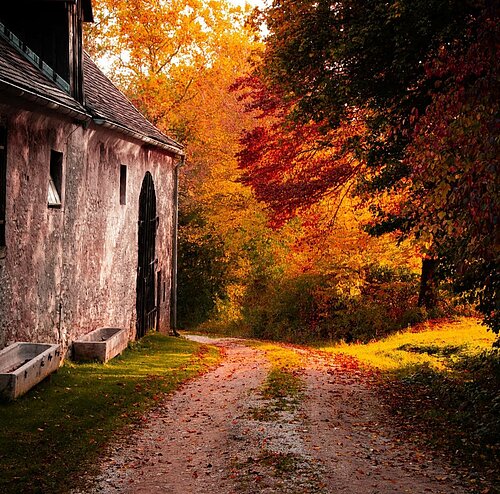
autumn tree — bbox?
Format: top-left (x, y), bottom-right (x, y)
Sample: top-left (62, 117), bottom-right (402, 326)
top-left (236, 75), bottom-right (367, 226)
top-left (402, 16), bottom-right (499, 331)
top-left (85, 0), bottom-right (258, 136)
top-left (86, 0), bottom-right (276, 327)
top-left (240, 0), bottom-right (498, 331)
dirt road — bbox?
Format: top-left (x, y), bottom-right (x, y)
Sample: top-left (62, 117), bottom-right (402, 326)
top-left (81, 336), bottom-right (470, 494)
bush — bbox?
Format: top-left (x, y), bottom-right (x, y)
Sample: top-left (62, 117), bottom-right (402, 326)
top-left (383, 348), bottom-right (500, 487)
top-left (400, 306), bottom-right (428, 327)
top-left (238, 264), bottom-right (427, 343)
top-left (177, 208), bottom-right (230, 328)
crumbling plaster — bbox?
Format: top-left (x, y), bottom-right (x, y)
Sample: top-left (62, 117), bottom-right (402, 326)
top-left (0, 104), bottom-right (176, 352)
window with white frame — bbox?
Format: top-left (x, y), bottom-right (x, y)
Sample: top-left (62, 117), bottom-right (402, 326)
top-left (47, 150), bottom-right (63, 208)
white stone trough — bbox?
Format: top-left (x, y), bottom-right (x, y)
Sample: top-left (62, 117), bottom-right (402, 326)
top-left (0, 342), bottom-right (61, 400)
top-left (72, 327), bottom-right (128, 363)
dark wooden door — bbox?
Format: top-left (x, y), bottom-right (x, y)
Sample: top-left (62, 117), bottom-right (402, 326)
top-left (0, 126), bottom-right (7, 250)
top-left (136, 172), bottom-right (157, 339)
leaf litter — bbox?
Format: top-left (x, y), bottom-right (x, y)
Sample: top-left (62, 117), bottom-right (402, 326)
top-left (75, 336), bottom-right (475, 494)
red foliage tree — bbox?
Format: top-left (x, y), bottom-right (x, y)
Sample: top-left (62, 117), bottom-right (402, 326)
top-left (236, 75), bottom-right (366, 227)
top-left (237, 4), bottom-right (499, 331)
top-left (403, 14), bottom-right (499, 329)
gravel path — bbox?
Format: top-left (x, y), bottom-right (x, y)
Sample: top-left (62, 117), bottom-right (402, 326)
top-left (78, 336), bottom-right (471, 494)
top-left (299, 350), bottom-right (468, 493)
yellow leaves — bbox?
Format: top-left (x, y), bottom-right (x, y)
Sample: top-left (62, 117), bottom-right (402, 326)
top-left (87, 0), bottom-right (257, 86)
top-left (86, 0), bottom-right (263, 222)
top-left (87, 0), bottom-right (422, 330)
top-left (270, 190), bottom-right (421, 281)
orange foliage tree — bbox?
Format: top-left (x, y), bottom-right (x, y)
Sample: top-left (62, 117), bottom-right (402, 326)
top-left (236, 0), bottom-right (498, 332)
top-left (85, 0), bottom-right (277, 326)
top-left (85, 1), bottom-right (425, 337)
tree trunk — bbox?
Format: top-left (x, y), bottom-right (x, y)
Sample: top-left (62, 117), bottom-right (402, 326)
top-left (418, 258), bottom-right (438, 309)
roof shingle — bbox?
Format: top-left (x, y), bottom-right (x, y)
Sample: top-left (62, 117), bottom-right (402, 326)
top-left (0, 34), bottom-right (183, 155)
top-left (0, 36), bottom-right (85, 114)
top-left (83, 54), bottom-right (182, 151)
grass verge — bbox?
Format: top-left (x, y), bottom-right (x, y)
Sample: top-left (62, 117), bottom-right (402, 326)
top-left (248, 342), bottom-right (304, 416)
top-left (319, 318), bottom-right (499, 491)
top-left (318, 317), bottom-right (495, 371)
top-left (0, 333), bottom-right (220, 494)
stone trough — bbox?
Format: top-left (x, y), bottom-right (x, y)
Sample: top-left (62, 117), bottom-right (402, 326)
top-left (0, 342), bottom-right (61, 400)
top-left (72, 327), bottom-right (128, 363)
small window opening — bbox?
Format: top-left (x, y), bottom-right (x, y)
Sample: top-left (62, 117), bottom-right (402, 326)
top-left (48, 150), bottom-right (63, 208)
top-left (120, 165), bottom-right (127, 205)
top-left (0, 126), bottom-right (7, 248)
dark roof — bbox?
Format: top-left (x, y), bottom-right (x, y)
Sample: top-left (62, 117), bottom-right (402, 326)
top-left (0, 36), bottom-right (85, 115)
top-left (0, 33), bottom-right (183, 155)
top-left (83, 54), bottom-right (182, 151)
top-left (82, 0), bottom-right (94, 22)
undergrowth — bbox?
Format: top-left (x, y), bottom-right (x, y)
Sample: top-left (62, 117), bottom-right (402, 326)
top-left (0, 333), bottom-right (220, 494)
top-left (382, 348), bottom-right (500, 492)
top-left (229, 264), bottom-right (471, 344)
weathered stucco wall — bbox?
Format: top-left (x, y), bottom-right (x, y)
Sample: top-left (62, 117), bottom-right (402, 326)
top-left (0, 104), bottom-right (176, 351)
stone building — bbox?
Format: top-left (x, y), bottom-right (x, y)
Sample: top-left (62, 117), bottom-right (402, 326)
top-left (0, 0), bottom-right (184, 352)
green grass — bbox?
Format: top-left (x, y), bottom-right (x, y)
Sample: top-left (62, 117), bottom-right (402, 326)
top-left (318, 317), bottom-right (495, 372)
top-left (258, 451), bottom-right (301, 474)
top-left (261, 368), bottom-right (303, 401)
top-left (248, 342), bottom-right (304, 414)
top-left (0, 333), bottom-right (220, 494)
top-left (249, 341), bottom-right (304, 371)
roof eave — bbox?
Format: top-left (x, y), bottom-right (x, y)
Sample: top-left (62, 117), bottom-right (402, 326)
top-left (0, 80), bottom-right (185, 157)
top-left (0, 78), bottom-right (89, 120)
top-left (91, 117), bottom-right (185, 157)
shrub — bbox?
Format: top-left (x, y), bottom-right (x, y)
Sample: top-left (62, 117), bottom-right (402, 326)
top-left (239, 263), bottom-right (462, 343)
top-left (177, 208), bottom-right (230, 328)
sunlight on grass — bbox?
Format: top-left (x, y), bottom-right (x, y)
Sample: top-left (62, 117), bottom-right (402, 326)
top-left (319, 318), bottom-right (495, 371)
top-left (248, 341), bottom-right (304, 408)
top-left (331, 318), bottom-right (500, 488)
top-left (0, 333), bottom-right (220, 494)
top-left (249, 341), bottom-right (304, 371)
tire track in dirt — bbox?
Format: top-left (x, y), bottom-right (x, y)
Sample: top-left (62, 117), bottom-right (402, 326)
top-left (79, 336), bottom-right (472, 494)
top-left (79, 338), bottom-right (269, 494)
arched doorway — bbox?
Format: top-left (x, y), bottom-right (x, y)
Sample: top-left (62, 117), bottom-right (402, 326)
top-left (136, 172), bottom-right (157, 339)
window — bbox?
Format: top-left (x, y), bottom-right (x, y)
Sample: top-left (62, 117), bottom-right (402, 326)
top-left (120, 164), bottom-right (127, 205)
top-left (47, 150), bottom-right (63, 208)
top-left (0, 126), bottom-right (6, 248)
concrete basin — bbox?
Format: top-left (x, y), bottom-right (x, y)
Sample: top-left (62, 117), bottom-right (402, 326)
top-left (72, 327), bottom-right (128, 363)
top-left (0, 342), bottom-right (61, 400)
